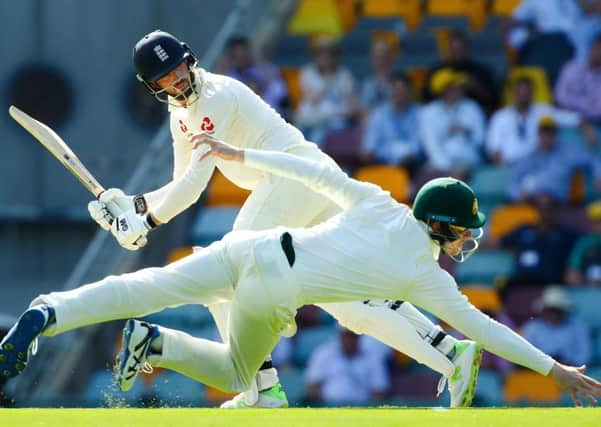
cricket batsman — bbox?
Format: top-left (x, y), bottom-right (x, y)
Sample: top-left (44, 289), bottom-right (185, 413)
top-left (90, 30), bottom-right (481, 408)
top-left (1, 135), bottom-right (600, 407)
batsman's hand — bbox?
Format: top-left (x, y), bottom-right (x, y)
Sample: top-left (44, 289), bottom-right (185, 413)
top-left (88, 188), bottom-right (149, 231)
top-left (110, 210), bottom-right (151, 251)
top-left (550, 362), bottom-right (601, 406)
top-left (187, 132), bottom-right (244, 163)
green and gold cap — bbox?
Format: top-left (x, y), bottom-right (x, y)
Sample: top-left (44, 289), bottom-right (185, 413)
top-left (413, 177), bottom-right (486, 228)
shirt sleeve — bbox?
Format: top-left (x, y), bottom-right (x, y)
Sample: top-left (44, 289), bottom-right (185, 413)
top-left (143, 127), bottom-right (194, 209)
top-left (305, 345), bottom-right (329, 384)
top-left (151, 145), bottom-right (217, 223)
top-left (420, 105), bottom-right (451, 170)
top-left (243, 149), bottom-right (377, 210)
top-left (486, 111), bottom-right (504, 157)
top-left (406, 265), bottom-right (556, 375)
top-left (366, 354), bottom-right (389, 392)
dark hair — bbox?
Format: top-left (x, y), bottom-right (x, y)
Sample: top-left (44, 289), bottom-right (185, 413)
top-left (226, 35), bottom-right (249, 50)
top-left (390, 70), bottom-right (411, 86)
top-left (448, 29), bottom-right (469, 44)
top-left (514, 75), bottom-right (534, 88)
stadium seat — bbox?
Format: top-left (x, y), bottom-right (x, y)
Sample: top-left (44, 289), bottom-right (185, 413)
top-left (206, 170), bottom-right (250, 207)
top-left (502, 66), bottom-right (552, 106)
top-left (460, 286), bottom-right (502, 313)
top-left (488, 204), bottom-right (540, 240)
top-left (280, 67), bottom-right (302, 109)
top-left (151, 370), bottom-right (205, 406)
top-left (406, 66), bottom-right (428, 99)
top-left (491, 0), bottom-right (521, 16)
top-left (278, 367), bottom-right (308, 405)
top-left (353, 165), bottom-right (411, 202)
top-left (293, 325), bottom-right (338, 365)
top-left (166, 246), bottom-right (193, 264)
top-left (468, 165), bottom-right (511, 205)
top-left (473, 369), bottom-right (503, 406)
top-left (191, 206), bottom-right (240, 247)
top-left (455, 250), bottom-right (514, 286)
top-left (554, 206), bottom-right (591, 234)
top-left (504, 370), bottom-right (561, 403)
top-left (502, 285), bottom-right (544, 326)
top-left (426, 0), bottom-right (488, 31)
top-left (323, 126), bottom-right (363, 171)
top-left (287, 0), bottom-right (345, 36)
top-left (567, 288), bottom-right (601, 331)
top-left (361, 0), bottom-right (423, 31)
top-left (519, 33), bottom-right (574, 85)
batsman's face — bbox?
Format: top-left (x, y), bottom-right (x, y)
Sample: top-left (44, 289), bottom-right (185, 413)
top-left (154, 62), bottom-right (191, 96)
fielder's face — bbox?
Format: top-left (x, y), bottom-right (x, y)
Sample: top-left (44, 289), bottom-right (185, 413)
top-left (441, 225), bottom-right (483, 262)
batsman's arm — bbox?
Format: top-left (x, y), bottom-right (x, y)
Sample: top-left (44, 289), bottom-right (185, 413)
top-left (150, 144), bottom-right (216, 224)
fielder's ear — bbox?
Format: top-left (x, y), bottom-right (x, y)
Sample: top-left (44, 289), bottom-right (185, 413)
top-left (430, 221), bottom-right (441, 232)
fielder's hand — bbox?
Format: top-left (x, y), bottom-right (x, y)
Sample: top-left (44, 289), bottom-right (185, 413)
top-left (110, 210), bottom-right (151, 251)
top-left (550, 362), bottom-right (601, 406)
top-left (88, 188), bottom-right (149, 231)
top-left (187, 132), bottom-right (244, 163)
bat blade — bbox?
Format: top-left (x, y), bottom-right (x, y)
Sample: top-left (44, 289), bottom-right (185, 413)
top-left (9, 105), bottom-right (105, 197)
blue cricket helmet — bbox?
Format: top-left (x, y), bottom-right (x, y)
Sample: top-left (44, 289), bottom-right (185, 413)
top-left (133, 30), bottom-right (197, 97)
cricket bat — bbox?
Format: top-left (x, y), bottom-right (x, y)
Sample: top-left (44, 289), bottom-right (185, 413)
top-left (8, 105), bottom-right (105, 198)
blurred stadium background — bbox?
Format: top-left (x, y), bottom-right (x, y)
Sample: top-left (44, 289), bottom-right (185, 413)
top-left (2, 0), bottom-right (601, 409)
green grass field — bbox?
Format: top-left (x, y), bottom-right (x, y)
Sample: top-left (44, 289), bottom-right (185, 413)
top-left (0, 408), bottom-right (599, 427)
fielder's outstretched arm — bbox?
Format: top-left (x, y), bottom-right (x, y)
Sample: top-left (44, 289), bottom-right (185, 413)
top-left (189, 133), bottom-right (380, 210)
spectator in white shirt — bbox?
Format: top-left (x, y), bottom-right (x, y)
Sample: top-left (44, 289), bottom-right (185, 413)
top-left (295, 35), bottom-right (358, 145)
top-left (419, 68), bottom-right (485, 174)
top-left (305, 328), bottom-right (389, 405)
top-left (359, 39), bottom-right (397, 111)
top-left (508, 0), bottom-right (584, 50)
top-left (362, 72), bottom-right (422, 171)
top-left (523, 286), bottom-right (592, 367)
top-left (555, 33), bottom-right (601, 123)
top-left (487, 76), bottom-right (597, 165)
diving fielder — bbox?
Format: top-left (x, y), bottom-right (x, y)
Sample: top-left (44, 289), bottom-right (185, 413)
top-left (1, 137), bottom-right (600, 407)
top-left (91, 30), bottom-right (477, 407)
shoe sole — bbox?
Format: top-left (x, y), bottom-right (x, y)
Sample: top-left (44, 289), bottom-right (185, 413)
top-left (0, 309), bottom-right (46, 379)
top-left (459, 343), bottom-right (483, 407)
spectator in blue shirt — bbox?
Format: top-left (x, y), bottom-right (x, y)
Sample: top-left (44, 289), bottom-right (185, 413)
top-left (508, 115), bottom-right (601, 204)
top-left (305, 328), bottom-right (389, 405)
top-left (500, 195), bottom-right (580, 286)
top-left (522, 285), bottom-right (592, 367)
top-left (362, 72), bottom-right (421, 172)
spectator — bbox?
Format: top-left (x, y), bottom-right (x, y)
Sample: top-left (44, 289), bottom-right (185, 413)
top-left (500, 195), bottom-right (580, 285)
top-left (361, 72), bottom-right (421, 172)
top-left (424, 29), bottom-right (498, 113)
top-left (507, 0), bottom-right (584, 51)
top-left (488, 77), bottom-right (598, 165)
top-left (305, 328), bottom-right (389, 405)
top-left (570, 0), bottom-right (601, 59)
top-left (359, 39), bottom-right (396, 111)
top-left (295, 35), bottom-right (358, 145)
top-left (522, 285), bottom-right (592, 366)
top-left (223, 36), bottom-right (288, 114)
top-left (508, 116), bottom-right (601, 203)
top-left (419, 68), bottom-right (485, 174)
top-left (566, 200), bottom-right (601, 285)
top-left (555, 33), bottom-right (601, 123)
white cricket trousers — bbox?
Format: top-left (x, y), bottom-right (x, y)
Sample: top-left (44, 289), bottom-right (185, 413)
top-left (32, 229), bottom-right (551, 394)
top-left (206, 143), bottom-right (455, 378)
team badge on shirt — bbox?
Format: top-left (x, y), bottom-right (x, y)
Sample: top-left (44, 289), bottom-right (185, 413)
top-left (201, 116), bottom-right (215, 133)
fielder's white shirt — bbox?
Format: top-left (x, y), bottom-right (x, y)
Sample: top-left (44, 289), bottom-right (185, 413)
top-left (240, 148), bottom-right (556, 376)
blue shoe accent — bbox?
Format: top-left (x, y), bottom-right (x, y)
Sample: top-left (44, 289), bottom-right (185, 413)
top-left (0, 305), bottom-right (53, 380)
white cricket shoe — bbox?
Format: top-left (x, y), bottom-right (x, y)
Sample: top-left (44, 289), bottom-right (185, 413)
top-left (220, 384), bottom-right (289, 409)
top-left (437, 340), bottom-right (483, 407)
top-left (115, 319), bottom-right (159, 392)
